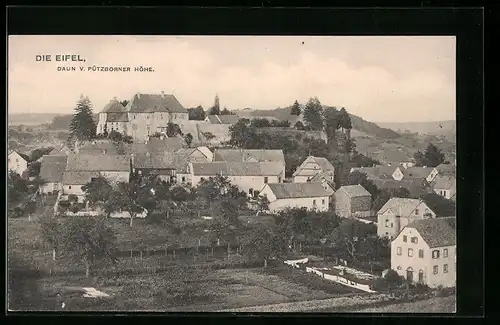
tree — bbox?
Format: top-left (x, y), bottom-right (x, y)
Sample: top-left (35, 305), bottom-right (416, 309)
top-left (220, 107), bottom-right (234, 115)
top-left (250, 118), bottom-right (272, 128)
top-left (60, 216), bottom-right (117, 277)
top-left (241, 227), bottom-right (287, 268)
top-left (208, 94), bottom-right (221, 115)
top-left (324, 106), bottom-right (341, 141)
top-left (30, 147), bottom-right (54, 162)
top-left (338, 107), bottom-right (352, 130)
top-left (188, 105), bottom-right (206, 120)
top-left (166, 123), bottom-right (183, 137)
top-left (39, 215), bottom-right (62, 261)
top-left (414, 143), bottom-right (445, 167)
top-left (184, 133), bottom-right (194, 147)
top-left (294, 121), bottom-right (305, 130)
top-left (8, 254), bottom-right (44, 310)
top-left (290, 100), bottom-right (301, 116)
top-left (330, 218), bottom-right (375, 263)
top-left (69, 95), bottom-right (97, 141)
top-left (349, 152), bottom-right (380, 167)
top-left (346, 171), bottom-right (380, 198)
top-left (202, 132), bottom-right (216, 141)
top-left (108, 130), bottom-right (123, 142)
top-left (8, 170), bottom-right (29, 205)
top-left (255, 194), bottom-right (270, 215)
top-left (23, 161), bottom-right (41, 179)
top-left (303, 97), bottom-right (324, 131)
top-left (81, 175), bottom-right (113, 211)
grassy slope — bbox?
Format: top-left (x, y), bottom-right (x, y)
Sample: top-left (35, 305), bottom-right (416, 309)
top-left (353, 295), bottom-right (456, 313)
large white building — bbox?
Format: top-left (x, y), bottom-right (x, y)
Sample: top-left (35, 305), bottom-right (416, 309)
top-left (96, 92), bottom-right (189, 142)
top-left (8, 150), bottom-right (30, 176)
top-left (391, 217), bottom-right (456, 288)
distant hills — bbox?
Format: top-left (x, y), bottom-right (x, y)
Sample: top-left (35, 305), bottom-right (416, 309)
top-left (377, 120), bottom-right (456, 137)
top-left (8, 113), bottom-right (63, 126)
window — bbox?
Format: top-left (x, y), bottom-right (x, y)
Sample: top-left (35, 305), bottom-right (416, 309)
top-left (313, 199), bottom-right (317, 206)
top-left (432, 250), bottom-right (440, 259)
top-left (396, 246), bottom-right (402, 255)
top-left (385, 219), bottom-right (389, 227)
top-left (418, 249), bottom-right (424, 258)
top-left (408, 248), bottom-right (413, 257)
top-left (411, 237), bottom-right (418, 244)
top-left (322, 199), bottom-right (325, 205)
top-left (390, 222), bottom-right (393, 228)
top-left (403, 235), bottom-right (407, 242)
top-left (443, 248), bottom-right (448, 258)
top-left (264, 177), bottom-right (268, 184)
top-left (418, 270), bottom-right (424, 282)
top-left (397, 266), bottom-right (402, 270)
top-left (415, 209), bottom-right (419, 215)
top-left (433, 265), bottom-right (438, 274)
top-left (181, 176), bottom-right (186, 183)
top-left (161, 114), bottom-right (163, 119)
top-left (68, 186), bottom-right (72, 189)
top-left (443, 264), bottom-right (448, 273)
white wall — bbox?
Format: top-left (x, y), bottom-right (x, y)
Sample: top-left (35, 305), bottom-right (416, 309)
top-left (269, 196), bottom-right (330, 212)
top-left (40, 182), bottom-right (62, 194)
top-left (378, 202), bottom-right (436, 239)
top-left (62, 184), bottom-right (85, 197)
top-left (434, 188), bottom-right (455, 200)
top-left (392, 168), bottom-right (404, 181)
top-left (8, 152), bottom-right (28, 176)
top-left (99, 171), bottom-right (130, 184)
top-left (191, 175), bottom-right (279, 196)
top-left (426, 245), bottom-right (456, 288)
top-left (293, 176), bottom-right (310, 183)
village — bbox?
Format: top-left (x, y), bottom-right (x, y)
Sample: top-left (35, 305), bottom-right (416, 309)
top-left (8, 91), bottom-right (457, 312)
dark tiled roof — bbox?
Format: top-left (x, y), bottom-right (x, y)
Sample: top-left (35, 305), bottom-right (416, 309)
top-left (126, 93), bottom-right (187, 113)
top-left (78, 142), bottom-right (128, 155)
top-left (266, 183), bottom-right (333, 199)
top-left (206, 115), bottom-right (241, 124)
top-left (420, 193), bottom-right (456, 217)
top-left (403, 167), bottom-right (434, 179)
top-left (350, 166), bottom-right (400, 179)
top-left (133, 153), bottom-right (176, 169)
top-left (371, 178), bottom-right (431, 197)
top-left (147, 137), bottom-right (185, 151)
top-left (432, 175), bottom-right (456, 190)
top-left (191, 161), bottom-right (284, 176)
top-left (39, 155), bottom-right (67, 182)
top-left (62, 171), bottom-right (99, 185)
top-left (213, 149), bottom-right (285, 164)
top-left (336, 184), bottom-right (371, 198)
top-left (408, 217), bottom-right (456, 248)
top-left (66, 154), bottom-right (130, 172)
top-left (101, 99), bottom-right (126, 113)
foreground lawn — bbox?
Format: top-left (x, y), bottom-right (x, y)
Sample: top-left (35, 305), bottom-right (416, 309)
top-left (31, 266), bottom-right (358, 311)
top-left (353, 295), bottom-right (456, 313)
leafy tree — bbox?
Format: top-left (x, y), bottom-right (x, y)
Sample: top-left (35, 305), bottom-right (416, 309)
top-left (188, 105), bottom-right (206, 120)
top-left (349, 151), bottom-right (380, 167)
top-left (255, 194), bottom-right (270, 215)
top-left (241, 227), bottom-right (287, 267)
top-left (23, 161), bottom-right (41, 178)
top-left (220, 107), bottom-right (234, 115)
top-left (166, 123), bottom-right (183, 137)
top-left (8, 170), bottom-right (29, 205)
top-left (324, 106), bottom-right (341, 141)
top-left (169, 185), bottom-right (191, 202)
top-left (39, 215), bottom-right (62, 261)
top-left (82, 175), bottom-right (113, 211)
top-left (294, 121), bottom-right (305, 130)
top-left (29, 147), bottom-right (54, 162)
top-left (303, 97), bottom-right (324, 131)
top-left (108, 130), bottom-right (123, 142)
top-left (202, 132), bottom-right (216, 141)
top-left (69, 95), bottom-right (97, 141)
top-left (338, 107), bottom-right (352, 130)
top-left (228, 119), bottom-right (253, 147)
top-left (184, 133), bottom-right (194, 147)
top-left (250, 118), bottom-right (272, 128)
top-left (8, 254), bottom-right (44, 310)
top-left (290, 100), bottom-right (301, 115)
top-left (60, 216), bottom-right (117, 277)
top-left (329, 218), bottom-right (375, 263)
top-left (414, 143), bottom-right (445, 167)
top-left (270, 120), bottom-right (291, 127)
top-left (346, 171), bottom-right (380, 198)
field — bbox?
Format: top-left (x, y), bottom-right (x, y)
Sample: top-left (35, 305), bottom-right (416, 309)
top-left (353, 295), bottom-right (456, 313)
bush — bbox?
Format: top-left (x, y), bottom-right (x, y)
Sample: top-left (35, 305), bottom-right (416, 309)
top-left (435, 285), bottom-right (455, 297)
top-left (68, 194), bottom-right (79, 203)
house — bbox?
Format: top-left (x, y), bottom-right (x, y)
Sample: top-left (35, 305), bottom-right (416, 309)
top-left (293, 156), bottom-right (335, 184)
top-left (131, 152), bottom-right (176, 182)
top-left (96, 92), bottom-right (189, 141)
top-left (377, 198), bottom-right (437, 239)
top-left (171, 148), bottom-right (213, 185)
top-left (432, 175), bottom-right (456, 201)
top-left (334, 185), bottom-right (372, 218)
top-left (189, 161), bottom-right (284, 197)
top-left (128, 136), bottom-right (185, 155)
top-left (259, 182), bottom-right (334, 212)
top-left (49, 144), bottom-right (73, 156)
top-left (350, 166), bottom-right (405, 181)
top-left (419, 193), bottom-right (456, 217)
top-left (8, 150), bottom-right (30, 176)
top-left (196, 123), bottom-right (232, 145)
top-left (39, 155), bottom-right (68, 194)
top-left (204, 115), bottom-right (242, 125)
top-left (391, 217), bottom-right (456, 288)
top-left (213, 149), bottom-right (286, 179)
top-left (403, 166), bottom-right (439, 183)
top-left (62, 154), bottom-right (131, 200)
top-left (77, 140), bottom-right (128, 155)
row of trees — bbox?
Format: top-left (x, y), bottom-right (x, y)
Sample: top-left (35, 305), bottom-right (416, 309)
top-left (413, 143), bottom-right (446, 167)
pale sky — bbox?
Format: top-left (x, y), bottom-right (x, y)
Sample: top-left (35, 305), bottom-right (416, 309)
top-left (8, 35), bottom-right (455, 123)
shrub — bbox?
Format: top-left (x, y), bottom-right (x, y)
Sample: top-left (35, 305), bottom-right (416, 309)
top-left (68, 194), bottom-right (79, 203)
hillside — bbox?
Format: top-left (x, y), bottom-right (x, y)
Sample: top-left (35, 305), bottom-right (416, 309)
top-left (377, 120), bottom-right (456, 138)
top-left (8, 113), bottom-right (63, 126)
top-left (234, 106), bottom-right (401, 139)
top-left (50, 114), bottom-right (99, 130)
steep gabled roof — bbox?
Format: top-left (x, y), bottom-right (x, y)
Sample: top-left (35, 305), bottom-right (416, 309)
top-left (9, 150), bottom-right (30, 162)
top-left (101, 98), bottom-right (126, 113)
top-left (420, 193), bottom-right (456, 217)
top-left (432, 175), bottom-right (456, 190)
top-left (39, 155), bottom-right (67, 182)
top-left (336, 184), bottom-right (371, 198)
top-left (293, 156), bottom-right (335, 177)
top-left (213, 149), bottom-right (285, 164)
top-left (66, 154), bottom-right (130, 172)
top-left (407, 217), bottom-right (456, 248)
top-left (62, 171), bottom-right (99, 185)
top-left (133, 152), bottom-right (176, 169)
top-left (126, 93), bottom-right (187, 113)
top-left (191, 161), bottom-right (284, 177)
top-left (206, 115), bottom-right (241, 124)
top-left (265, 183), bottom-right (333, 199)
top-left (377, 198), bottom-right (424, 216)
top-left (403, 166), bottom-right (435, 179)
top-left (436, 163), bottom-right (456, 176)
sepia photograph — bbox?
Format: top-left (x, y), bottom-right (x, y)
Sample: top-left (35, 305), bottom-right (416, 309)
top-left (7, 35), bottom-right (456, 313)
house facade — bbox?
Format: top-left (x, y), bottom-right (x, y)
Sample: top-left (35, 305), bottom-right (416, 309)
top-left (39, 155), bottom-right (67, 194)
top-left (403, 167), bottom-right (439, 183)
top-left (8, 150), bottom-right (30, 176)
top-left (391, 218), bottom-right (456, 288)
top-left (334, 185), bottom-right (372, 218)
top-left (259, 183), bottom-right (334, 212)
top-left (213, 149), bottom-right (286, 180)
top-left (189, 161), bottom-right (284, 197)
top-left (96, 92), bottom-right (189, 142)
top-left (293, 156), bottom-right (335, 184)
top-left (432, 175), bottom-right (456, 201)
top-left (377, 198), bottom-right (436, 239)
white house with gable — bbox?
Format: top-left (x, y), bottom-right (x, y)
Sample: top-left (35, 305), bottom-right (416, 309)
top-left (259, 182), bottom-right (334, 212)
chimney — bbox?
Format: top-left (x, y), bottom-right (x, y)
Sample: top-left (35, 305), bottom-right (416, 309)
top-left (102, 149), bottom-right (106, 154)
top-left (136, 92), bottom-right (141, 99)
top-left (161, 91), bottom-right (165, 98)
